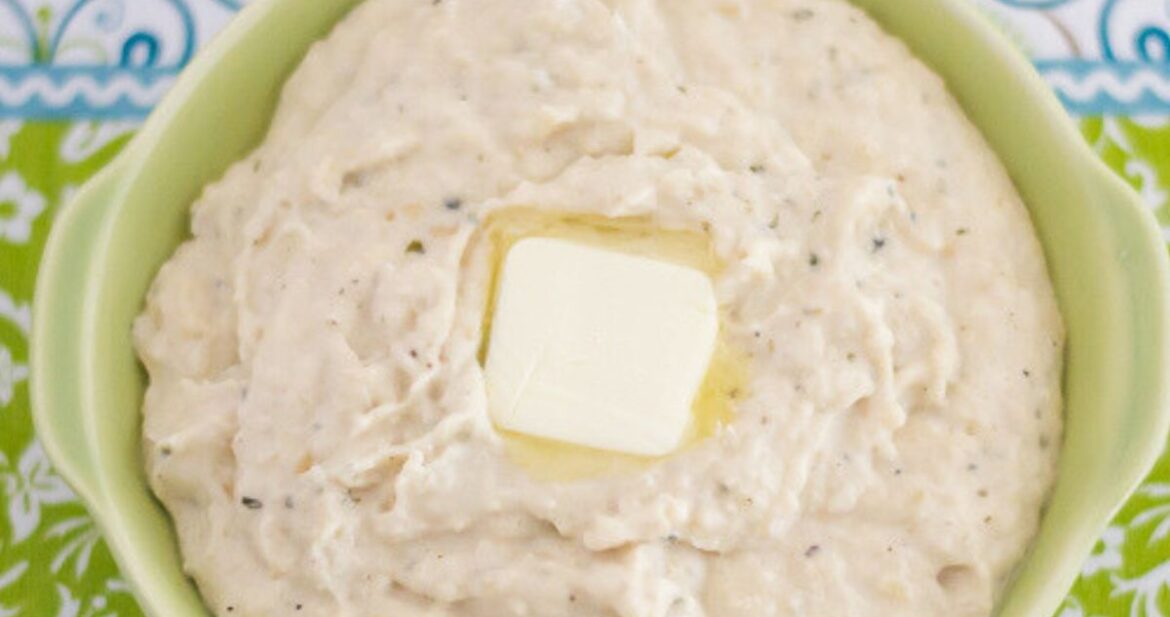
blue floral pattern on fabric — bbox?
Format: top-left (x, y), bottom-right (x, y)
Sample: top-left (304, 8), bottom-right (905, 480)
top-left (0, 0), bottom-right (237, 118)
top-left (980, 0), bottom-right (1170, 114)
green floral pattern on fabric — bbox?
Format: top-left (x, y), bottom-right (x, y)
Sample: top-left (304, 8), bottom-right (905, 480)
top-left (1082, 118), bottom-right (1170, 232)
top-left (0, 121), bottom-right (142, 616)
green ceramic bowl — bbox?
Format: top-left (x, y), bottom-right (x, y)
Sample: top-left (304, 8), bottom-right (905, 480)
top-left (30, 0), bottom-right (1170, 615)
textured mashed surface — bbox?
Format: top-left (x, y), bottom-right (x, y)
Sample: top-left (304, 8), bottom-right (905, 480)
top-left (134, 1), bottom-right (1064, 615)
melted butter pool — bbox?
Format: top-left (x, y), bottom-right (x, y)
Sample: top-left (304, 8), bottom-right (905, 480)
top-left (478, 208), bottom-right (747, 481)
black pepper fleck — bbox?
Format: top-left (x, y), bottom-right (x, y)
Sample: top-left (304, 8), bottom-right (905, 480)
top-left (241, 497), bottom-right (263, 510)
top-left (872, 236), bottom-right (886, 252)
top-left (159, 446), bottom-right (172, 457)
top-left (296, 604), bottom-right (303, 611)
top-left (284, 496), bottom-right (295, 510)
top-left (750, 164), bottom-right (766, 174)
top-left (406, 239), bottom-right (426, 254)
top-left (956, 227), bottom-right (969, 236)
top-left (809, 253), bottom-right (820, 267)
top-left (444, 197), bottom-right (463, 211)
top-left (804, 544), bottom-right (821, 557)
top-left (1023, 369), bottom-right (1031, 377)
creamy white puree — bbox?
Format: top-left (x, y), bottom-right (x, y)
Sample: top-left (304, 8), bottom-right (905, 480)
top-left (134, 0), bottom-right (1064, 615)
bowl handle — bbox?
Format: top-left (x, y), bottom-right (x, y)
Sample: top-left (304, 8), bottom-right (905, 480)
top-left (996, 161), bottom-right (1170, 617)
top-left (1090, 164), bottom-right (1170, 490)
top-left (31, 162), bottom-right (128, 510)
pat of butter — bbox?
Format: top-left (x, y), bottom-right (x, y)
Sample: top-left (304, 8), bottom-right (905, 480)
top-left (484, 237), bottom-right (719, 457)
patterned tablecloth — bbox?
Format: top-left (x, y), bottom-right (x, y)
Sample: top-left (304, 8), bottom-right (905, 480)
top-left (1, 0), bottom-right (1170, 615)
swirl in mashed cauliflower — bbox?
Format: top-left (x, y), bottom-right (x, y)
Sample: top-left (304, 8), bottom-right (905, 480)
top-left (134, 0), bottom-right (1064, 615)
